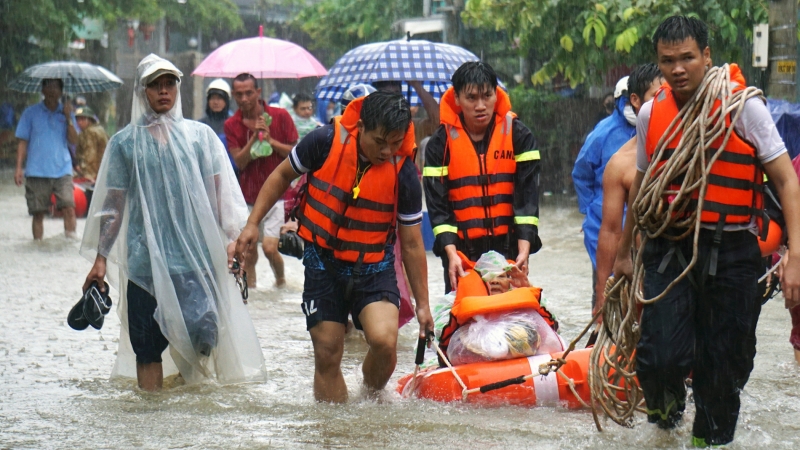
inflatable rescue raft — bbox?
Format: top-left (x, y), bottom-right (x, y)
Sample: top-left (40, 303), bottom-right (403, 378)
top-left (398, 252), bottom-right (596, 408)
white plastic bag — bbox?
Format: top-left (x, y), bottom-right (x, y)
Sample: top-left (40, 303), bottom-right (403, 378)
top-left (447, 309), bottom-right (563, 365)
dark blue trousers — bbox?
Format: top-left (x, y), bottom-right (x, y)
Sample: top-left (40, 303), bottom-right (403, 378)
top-left (637, 229), bottom-right (762, 446)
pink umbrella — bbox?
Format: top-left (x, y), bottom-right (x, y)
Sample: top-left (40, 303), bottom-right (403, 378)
top-left (192, 26), bottom-right (327, 78)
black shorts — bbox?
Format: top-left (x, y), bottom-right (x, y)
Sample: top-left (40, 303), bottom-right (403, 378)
top-left (301, 266), bottom-right (400, 331)
top-left (127, 274), bottom-right (219, 363)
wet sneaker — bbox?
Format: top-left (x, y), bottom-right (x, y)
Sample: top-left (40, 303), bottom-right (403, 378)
top-left (692, 436), bottom-right (728, 448)
top-left (647, 410), bottom-right (683, 430)
top-left (83, 281), bottom-right (112, 330)
top-left (67, 297), bottom-right (90, 330)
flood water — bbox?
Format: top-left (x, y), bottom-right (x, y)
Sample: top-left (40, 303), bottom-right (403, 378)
top-left (1, 173), bottom-right (798, 449)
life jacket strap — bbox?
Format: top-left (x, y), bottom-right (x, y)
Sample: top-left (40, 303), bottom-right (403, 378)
top-left (451, 194), bottom-right (514, 210)
top-left (458, 215), bottom-right (514, 232)
top-left (448, 173), bottom-right (515, 189)
top-left (308, 176), bottom-right (395, 212)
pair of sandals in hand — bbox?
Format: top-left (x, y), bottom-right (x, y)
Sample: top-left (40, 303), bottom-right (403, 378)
top-left (68, 281), bottom-right (112, 330)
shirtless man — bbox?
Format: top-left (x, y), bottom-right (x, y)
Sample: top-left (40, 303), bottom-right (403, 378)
top-left (593, 64), bottom-right (664, 316)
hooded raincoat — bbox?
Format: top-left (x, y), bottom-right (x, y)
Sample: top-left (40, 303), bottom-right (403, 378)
top-left (80, 54), bottom-right (266, 385)
top-left (571, 96), bottom-right (635, 267)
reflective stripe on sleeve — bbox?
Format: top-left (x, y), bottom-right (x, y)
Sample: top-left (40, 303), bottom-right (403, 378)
top-left (514, 216), bottom-right (539, 226)
top-left (515, 150), bottom-right (541, 162)
top-left (423, 166), bottom-right (449, 177)
top-left (432, 224), bottom-right (458, 236)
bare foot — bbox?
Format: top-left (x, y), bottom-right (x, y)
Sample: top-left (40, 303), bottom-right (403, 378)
top-left (358, 384), bottom-right (397, 403)
top-left (794, 348), bottom-right (800, 365)
top-left (275, 277), bottom-right (286, 288)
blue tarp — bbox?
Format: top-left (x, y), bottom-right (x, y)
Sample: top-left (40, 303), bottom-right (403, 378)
top-left (767, 99), bottom-right (800, 160)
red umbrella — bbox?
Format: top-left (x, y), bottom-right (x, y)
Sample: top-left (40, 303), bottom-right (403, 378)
top-left (192, 26), bottom-right (327, 79)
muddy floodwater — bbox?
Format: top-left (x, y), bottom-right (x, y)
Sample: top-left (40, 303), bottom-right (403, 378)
top-left (1, 174), bottom-right (798, 449)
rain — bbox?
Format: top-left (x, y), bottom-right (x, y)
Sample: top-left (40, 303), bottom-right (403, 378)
top-left (1, 1), bottom-right (799, 448)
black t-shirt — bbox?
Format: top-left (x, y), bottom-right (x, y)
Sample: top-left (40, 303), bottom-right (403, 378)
top-left (289, 125), bottom-right (422, 226)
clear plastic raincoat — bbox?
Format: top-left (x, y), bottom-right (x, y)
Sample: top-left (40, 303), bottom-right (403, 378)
top-left (80, 54), bottom-right (266, 385)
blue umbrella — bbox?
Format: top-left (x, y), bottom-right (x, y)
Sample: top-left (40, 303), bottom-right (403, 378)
top-left (316, 39), bottom-right (502, 106)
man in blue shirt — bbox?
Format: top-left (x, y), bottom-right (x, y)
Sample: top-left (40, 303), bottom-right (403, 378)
top-left (14, 79), bottom-right (78, 239)
top-left (571, 76), bottom-right (636, 309)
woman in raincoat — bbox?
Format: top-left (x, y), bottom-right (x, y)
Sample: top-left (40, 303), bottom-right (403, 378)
top-left (80, 54), bottom-right (266, 391)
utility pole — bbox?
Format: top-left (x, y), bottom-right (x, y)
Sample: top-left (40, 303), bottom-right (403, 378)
top-left (768, 0), bottom-right (797, 101)
top-left (441, 0), bottom-right (462, 45)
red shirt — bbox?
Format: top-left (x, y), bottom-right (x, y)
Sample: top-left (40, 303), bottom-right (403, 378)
top-left (224, 100), bottom-right (298, 204)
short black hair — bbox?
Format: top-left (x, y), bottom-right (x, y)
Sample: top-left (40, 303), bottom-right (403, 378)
top-left (451, 61), bottom-right (498, 96)
top-left (42, 78), bottom-right (63, 90)
top-left (359, 91), bottom-right (411, 137)
top-left (372, 80), bottom-right (402, 91)
top-left (292, 92), bottom-right (314, 108)
top-left (232, 73), bottom-right (258, 89)
top-left (652, 15), bottom-right (709, 55)
top-left (628, 63), bottom-right (663, 99)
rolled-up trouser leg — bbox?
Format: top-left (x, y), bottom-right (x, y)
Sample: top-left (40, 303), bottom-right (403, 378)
top-left (637, 237), bottom-right (695, 426)
top-left (692, 231), bottom-right (762, 446)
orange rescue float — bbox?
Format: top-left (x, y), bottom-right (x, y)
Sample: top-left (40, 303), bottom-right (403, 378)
top-left (397, 348), bottom-right (593, 408)
top-left (398, 252), bottom-right (596, 408)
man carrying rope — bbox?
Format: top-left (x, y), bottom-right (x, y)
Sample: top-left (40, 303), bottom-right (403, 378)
top-left (613, 16), bottom-right (800, 447)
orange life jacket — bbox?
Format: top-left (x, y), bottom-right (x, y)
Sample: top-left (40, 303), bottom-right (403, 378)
top-left (296, 97), bottom-right (416, 264)
top-left (645, 64), bottom-right (764, 229)
top-left (440, 87), bottom-right (517, 240)
top-left (439, 252), bottom-right (557, 353)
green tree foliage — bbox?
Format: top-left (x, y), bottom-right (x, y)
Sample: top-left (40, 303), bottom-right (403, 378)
top-left (462, 0), bottom-right (768, 87)
top-left (0, 0), bottom-right (242, 77)
top-left (292, 0), bottom-right (422, 65)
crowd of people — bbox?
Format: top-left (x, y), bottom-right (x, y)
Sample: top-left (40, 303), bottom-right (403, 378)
top-left (9, 14), bottom-right (800, 448)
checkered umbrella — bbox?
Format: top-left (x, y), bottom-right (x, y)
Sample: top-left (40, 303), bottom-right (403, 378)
top-left (316, 39), bottom-right (502, 106)
top-left (8, 61), bottom-right (123, 95)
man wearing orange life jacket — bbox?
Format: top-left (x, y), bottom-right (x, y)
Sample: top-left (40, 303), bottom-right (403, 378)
top-left (613, 16), bottom-right (800, 447)
top-left (235, 91), bottom-right (434, 403)
top-left (424, 62), bottom-right (541, 293)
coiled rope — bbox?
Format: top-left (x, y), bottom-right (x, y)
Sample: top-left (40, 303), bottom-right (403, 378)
top-left (588, 276), bottom-right (644, 431)
top-left (588, 65), bottom-right (764, 429)
top-left (632, 64), bottom-right (764, 305)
